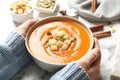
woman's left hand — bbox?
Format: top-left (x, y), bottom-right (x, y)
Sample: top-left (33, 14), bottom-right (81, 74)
top-left (15, 18), bottom-right (39, 37)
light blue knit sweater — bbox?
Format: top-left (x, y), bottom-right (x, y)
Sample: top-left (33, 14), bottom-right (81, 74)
top-left (0, 32), bottom-right (89, 80)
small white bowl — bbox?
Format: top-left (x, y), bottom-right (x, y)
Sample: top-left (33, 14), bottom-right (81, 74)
top-left (10, 0), bottom-right (33, 23)
top-left (33, 0), bottom-right (57, 13)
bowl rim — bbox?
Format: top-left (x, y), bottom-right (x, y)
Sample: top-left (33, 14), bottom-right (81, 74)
top-left (25, 16), bottom-right (94, 66)
top-left (10, 0), bottom-right (33, 16)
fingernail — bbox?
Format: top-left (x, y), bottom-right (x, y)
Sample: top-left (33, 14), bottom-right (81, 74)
top-left (34, 18), bottom-right (39, 21)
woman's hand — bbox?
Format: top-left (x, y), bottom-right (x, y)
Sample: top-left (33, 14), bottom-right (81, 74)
top-left (15, 18), bottom-right (39, 37)
top-left (77, 37), bottom-right (101, 80)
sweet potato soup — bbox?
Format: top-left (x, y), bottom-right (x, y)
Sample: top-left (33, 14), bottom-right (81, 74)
top-left (28, 20), bottom-right (91, 64)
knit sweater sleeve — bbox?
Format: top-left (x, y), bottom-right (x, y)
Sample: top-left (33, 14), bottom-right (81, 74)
top-left (0, 31), bottom-right (31, 80)
top-left (50, 62), bottom-right (90, 80)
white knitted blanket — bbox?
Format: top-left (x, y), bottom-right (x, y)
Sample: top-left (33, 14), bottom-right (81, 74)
top-left (111, 39), bottom-right (120, 80)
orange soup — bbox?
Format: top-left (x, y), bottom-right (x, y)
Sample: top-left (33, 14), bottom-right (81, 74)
top-left (28, 20), bottom-right (91, 64)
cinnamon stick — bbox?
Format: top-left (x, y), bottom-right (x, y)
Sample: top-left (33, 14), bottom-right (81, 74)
top-left (90, 24), bottom-right (104, 32)
top-left (92, 0), bottom-right (97, 13)
top-left (93, 31), bottom-right (111, 38)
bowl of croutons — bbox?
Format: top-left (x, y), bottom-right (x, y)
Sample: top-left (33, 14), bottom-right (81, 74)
top-left (25, 16), bottom-right (94, 72)
top-left (10, 0), bottom-right (33, 23)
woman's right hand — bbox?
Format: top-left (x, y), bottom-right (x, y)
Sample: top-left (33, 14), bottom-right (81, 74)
top-left (77, 37), bottom-right (101, 80)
